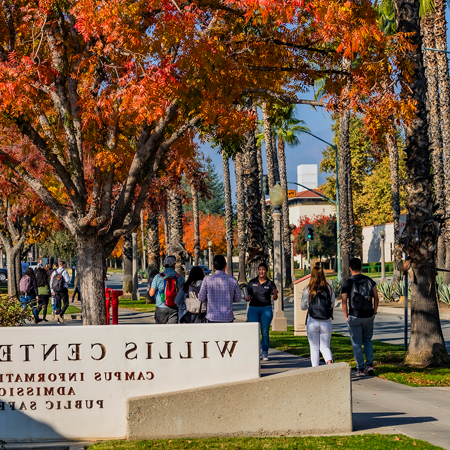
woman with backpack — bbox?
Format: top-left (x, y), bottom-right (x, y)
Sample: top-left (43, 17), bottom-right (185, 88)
top-left (174, 266), bottom-right (206, 323)
top-left (301, 266), bottom-right (335, 367)
top-left (19, 267), bottom-right (41, 324)
top-left (35, 266), bottom-right (51, 322)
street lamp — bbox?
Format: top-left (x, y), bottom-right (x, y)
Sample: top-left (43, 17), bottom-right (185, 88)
top-left (208, 240), bottom-right (212, 271)
top-left (379, 229), bottom-right (386, 283)
top-left (269, 182), bottom-right (287, 332)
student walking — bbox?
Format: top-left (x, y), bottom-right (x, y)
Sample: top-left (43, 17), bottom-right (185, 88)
top-left (198, 255), bottom-right (241, 323)
top-left (301, 266), bottom-right (335, 367)
top-left (19, 268), bottom-right (40, 324)
top-left (50, 260), bottom-right (71, 324)
top-left (175, 266), bottom-right (206, 323)
top-left (35, 265), bottom-right (51, 322)
top-left (49, 262), bottom-right (58, 318)
top-left (341, 257), bottom-right (379, 376)
top-left (245, 262), bottom-right (278, 361)
top-left (149, 256), bottom-right (185, 324)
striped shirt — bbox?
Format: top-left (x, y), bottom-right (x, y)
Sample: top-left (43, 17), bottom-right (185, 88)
top-left (198, 270), bottom-right (241, 322)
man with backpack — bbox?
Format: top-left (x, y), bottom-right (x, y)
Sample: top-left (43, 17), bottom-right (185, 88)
top-left (149, 256), bottom-right (185, 324)
top-left (341, 257), bottom-right (379, 377)
top-left (50, 260), bottom-right (71, 324)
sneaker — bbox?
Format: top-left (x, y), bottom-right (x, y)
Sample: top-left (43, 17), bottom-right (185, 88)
top-left (357, 370), bottom-right (366, 377)
top-left (365, 365), bottom-right (375, 376)
top-left (57, 315), bottom-right (65, 324)
top-left (42, 319), bottom-right (49, 323)
top-left (261, 352), bottom-right (269, 361)
top-left (34, 318), bottom-right (42, 325)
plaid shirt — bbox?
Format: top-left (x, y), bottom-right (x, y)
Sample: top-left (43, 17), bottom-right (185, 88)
top-left (198, 270), bottom-right (241, 322)
top-left (151, 268), bottom-right (185, 308)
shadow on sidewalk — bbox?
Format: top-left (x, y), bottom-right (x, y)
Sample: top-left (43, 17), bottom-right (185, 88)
top-left (353, 411), bottom-right (437, 431)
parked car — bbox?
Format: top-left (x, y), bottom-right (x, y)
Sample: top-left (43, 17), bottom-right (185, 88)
top-left (198, 265), bottom-right (212, 276)
top-left (0, 268), bottom-right (6, 282)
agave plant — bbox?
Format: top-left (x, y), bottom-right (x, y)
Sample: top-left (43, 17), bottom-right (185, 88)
top-left (393, 280), bottom-right (411, 300)
top-left (437, 283), bottom-right (450, 305)
top-left (138, 269), bottom-right (148, 280)
top-left (377, 281), bottom-right (396, 303)
top-left (329, 279), bottom-right (342, 297)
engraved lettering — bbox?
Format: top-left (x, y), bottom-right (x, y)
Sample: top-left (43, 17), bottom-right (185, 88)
top-left (0, 345), bottom-right (12, 362)
top-left (180, 342), bottom-right (192, 359)
top-left (91, 343), bottom-right (106, 361)
top-left (146, 342), bottom-right (153, 359)
top-left (68, 344), bottom-right (81, 361)
top-left (43, 344), bottom-right (58, 362)
top-left (125, 342), bottom-right (137, 360)
top-left (159, 342), bottom-right (172, 359)
top-left (216, 341), bottom-right (238, 358)
top-left (20, 344), bottom-right (34, 362)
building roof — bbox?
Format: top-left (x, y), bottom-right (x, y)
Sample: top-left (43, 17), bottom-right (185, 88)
top-left (290, 189), bottom-right (326, 199)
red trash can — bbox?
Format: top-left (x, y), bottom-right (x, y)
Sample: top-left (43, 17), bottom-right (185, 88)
top-left (110, 290), bottom-right (123, 325)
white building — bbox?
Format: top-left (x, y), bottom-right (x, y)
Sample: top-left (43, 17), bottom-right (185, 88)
top-left (297, 164), bottom-right (318, 192)
top-left (288, 190), bottom-right (335, 229)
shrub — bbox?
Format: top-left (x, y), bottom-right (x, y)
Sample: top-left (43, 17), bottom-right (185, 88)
top-left (377, 281), bottom-right (396, 303)
top-left (0, 295), bottom-right (34, 327)
top-left (329, 279), bottom-right (342, 297)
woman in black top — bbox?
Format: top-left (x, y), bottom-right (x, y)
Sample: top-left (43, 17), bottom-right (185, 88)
top-left (245, 262), bottom-right (278, 361)
top-left (20, 268), bottom-right (41, 324)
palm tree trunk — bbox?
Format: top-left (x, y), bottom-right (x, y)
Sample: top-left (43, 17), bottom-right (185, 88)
top-left (122, 233), bottom-right (133, 294)
top-left (393, 0), bottom-right (450, 367)
top-left (168, 191), bottom-right (186, 277)
top-left (243, 101), bottom-right (268, 279)
top-left (233, 152), bottom-right (247, 283)
top-left (257, 143), bottom-right (268, 249)
top-left (162, 208), bottom-right (170, 258)
top-left (145, 211), bottom-right (161, 304)
top-left (222, 149), bottom-right (234, 275)
top-left (387, 133), bottom-right (403, 284)
top-left (191, 184), bottom-right (201, 266)
top-left (140, 210), bottom-right (146, 271)
top-left (338, 106), bottom-right (352, 281)
top-left (278, 138), bottom-right (292, 287)
top-left (434, 0), bottom-right (450, 280)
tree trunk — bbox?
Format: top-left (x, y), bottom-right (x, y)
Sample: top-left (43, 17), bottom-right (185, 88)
top-left (387, 133), bottom-right (403, 284)
top-left (168, 191), bottom-right (186, 277)
top-left (243, 100), bottom-right (268, 279)
top-left (5, 248), bottom-right (19, 298)
top-left (233, 152), bottom-right (247, 283)
top-left (162, 208), bottom-right (170, 258)
top-left (222, 149), bottom-right (234, 274)
top-left (338, 106), bottom-right (352, 281)
top-left (76, 234), bottom-right (107, 325)
top-left (122, 233), bottom-right (133, 294)
top-left (191, 184), bottom-right (201, 266)
top-left (433, 0), bottom-right (450, 281)
top-left (278, 138), bottom-right (292, 287)
top-left (146, 211), bottom-right (161, 304)
top-left (393, 0), bottom-right (450, 366)
top-left (140, 210), bottom-right (146, 271)
top-left (422, 13), bottom-right (445, 270)
top-left (257, 144), bottom-right (268, 251)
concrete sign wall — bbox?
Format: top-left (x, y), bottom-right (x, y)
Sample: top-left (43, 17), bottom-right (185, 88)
top-left (0, 323), bottom-right (260, 440)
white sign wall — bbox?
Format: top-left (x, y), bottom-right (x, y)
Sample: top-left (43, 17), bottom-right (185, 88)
top-left (0, 323), bottom-right (260, 440)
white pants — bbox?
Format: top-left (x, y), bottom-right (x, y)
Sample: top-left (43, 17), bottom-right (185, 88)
top-left (306, 316), bottom-right (333, 367)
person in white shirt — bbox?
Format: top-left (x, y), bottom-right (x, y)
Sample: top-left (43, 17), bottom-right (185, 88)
top-left (301, 266), bottom-right (336, 367)
top-left (50, 260), bottom-right (71, 324)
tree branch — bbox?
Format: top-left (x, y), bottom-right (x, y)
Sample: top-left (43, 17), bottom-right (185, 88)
top-left (243, 89), bottom-right (327, 108)
top-left (1, 0), bottom-right (15, 52)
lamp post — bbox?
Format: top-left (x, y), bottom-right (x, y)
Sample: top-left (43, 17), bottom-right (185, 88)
top-left (290, 234), bottom-right (295, 282)
top-left (269, 182), bottom-right (287, 332)
top-left (208, 240), bottom-right (212, 271)
top-left (379, 229), bottom-right (386, 283)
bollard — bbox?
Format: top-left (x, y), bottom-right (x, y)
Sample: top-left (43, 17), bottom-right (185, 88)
top-left (105, 288), bottom-right (112, 325)
top-left (110, 290), bottom-right (123, 325)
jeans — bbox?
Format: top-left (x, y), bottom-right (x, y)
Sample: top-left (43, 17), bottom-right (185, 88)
top-left (306, 316), bottom-right (333, 367)
top-left (247, 305), bottom-right (273, 353)
top-left (20, 295), bottom-right (39, 320)
top-left (155, 306), bottom-right (179, 324)
top-left (55, 288), bottom-right (69, 316)
top-left (347, 315), bottom-right (375, 370)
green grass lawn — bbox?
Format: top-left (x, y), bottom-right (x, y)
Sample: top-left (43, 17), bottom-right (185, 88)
top-left (39, 303), bottom-right (81, 316)
top-left (107, 268), bottom-right (124, 274)
top-left (88, 435), bottom-right (442, 449)
top-left (270, 327), bottom-right (450, 387)
top-left (118, 296), bottom-right (156, 313)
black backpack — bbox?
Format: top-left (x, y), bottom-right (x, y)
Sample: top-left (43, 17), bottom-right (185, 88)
top-left (308, 287), bottom-right (333, 320)
top-left (349, 276), bottom-right (373, 316)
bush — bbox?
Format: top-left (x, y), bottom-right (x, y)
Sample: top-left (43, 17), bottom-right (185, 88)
top-left (0, 295), bottom-right (34, 327)
top-left (329, 279), bottom-right (342, 297)
top-left (377, 281), bottom-right (396, 302)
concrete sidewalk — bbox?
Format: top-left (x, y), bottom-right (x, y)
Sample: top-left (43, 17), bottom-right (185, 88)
top-left (260, 348), bottom-right (450, 449)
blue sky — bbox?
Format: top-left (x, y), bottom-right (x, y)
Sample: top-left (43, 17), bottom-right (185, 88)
top-left (199, 102), bottom-right (334, 202)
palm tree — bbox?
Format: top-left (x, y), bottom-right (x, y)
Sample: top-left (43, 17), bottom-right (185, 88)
top-left (191, 183), bottom-right (201, 266)
top-left (272, 105), bottom-right (309, 287)
top-left (145, 211), bottom-right (161, 304)
top-left (168, 190), bottom-right (187, 276)
top-left (386, 133), bottom-right (403, 284)
top-left (233, 151), bottom-right (247, 283)
top-left (162, 208), bottom-right (170, 258)
top-left (243, 100), bottom-right (268, 279)
top-left (222, 148), bottom-right (234, 274)
top-left (393, 0), bottom-right (450, 367)
top-left (257, 143), bottom-right (268, 251)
